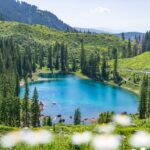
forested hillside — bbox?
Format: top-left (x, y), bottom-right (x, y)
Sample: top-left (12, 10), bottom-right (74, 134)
top-left (0, 20), bottom-right (149, 127)
top-left (0, 0), bottom-right (73, 31)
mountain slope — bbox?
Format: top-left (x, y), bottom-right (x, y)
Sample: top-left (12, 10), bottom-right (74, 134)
top-left (115, 52), bottom-right (150, 71)
top-left (0, 21), bottom-right (126, 59)
top-left (0, 0), bottom-right (73, 31)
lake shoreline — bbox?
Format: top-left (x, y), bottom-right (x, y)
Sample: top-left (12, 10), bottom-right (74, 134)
top-left (20, 71), bottom-right (140, 97)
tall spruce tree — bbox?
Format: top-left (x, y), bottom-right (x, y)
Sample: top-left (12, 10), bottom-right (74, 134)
top-left (101, 56), bottom-right (108, 80)
top-left (74, 108), bottom-right (81, 125)
top-left (80, 40), bottom-right (86, 73)
top-left (48, 46), bottom-right (53, 72)
top-left (113, 47), bottom-right (121, 83)
top-left (31, 87), bottom-right (40, 127)
top-left (128, 38), bottom-right (132, 57)
top-left (47, 116), bottom-right (52, 126)
top-left (139, 75), bottom-right (149, 119)
top-left (22, 76), bottom-right (30, 127)
top-left (146, 78), bottom-right (150, 117)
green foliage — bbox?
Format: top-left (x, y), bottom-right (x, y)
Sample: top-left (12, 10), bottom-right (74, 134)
top-left (47, 116), bottom-right (52, 126)
top-left (98, 112), bottom-right (114, 124)
top-left (22, 77), bottom-right (30, 127)
top-left (139, 75), bottom-right (149, 119)
top-left (31, 87), bottom-right (40, 127)
top-left (111, 52), bottom-right (150, 71)
top-left (74, 108), bottom-right (81, 125)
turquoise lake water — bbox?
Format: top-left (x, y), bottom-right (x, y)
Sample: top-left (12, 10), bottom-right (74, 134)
top-left (19, 74), bottom-right (138, 122)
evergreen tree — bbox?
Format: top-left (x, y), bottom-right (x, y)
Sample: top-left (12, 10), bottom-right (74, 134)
top-left (121, 32), bottom-right (125, 40)
top-left (13, 97), bottom-right (21, 127)
top-left (72, 57), bottom-right (77, 72)
top-left (128, 38), bottom-right (132, 57)
top-left (55, 43), bottom-right (60, 70)
top-left (139, 75), bottom-right (148, 119)
top-left (48, 46), bottom-right (53, 72)
top-left (146, 78), bottom-right (150, 117)
top-left (113, 47), bottom-right (121, 84)
top-left (15, 74), bottom-right (20, 96)
top-left (74, 108), bottom-right (81, 125)
top-left (60, 43), bottom-right (66, 72)
top-left (80, 40), bottom-right (86, 73)
top-left (101, 56), bottom-right (108, 80)
top-left (31, 87), bottom-right (40, 127)
top-left (47, 116), bottom-right (52, 126)
top-left (22, 76), bottom-right (30, 127)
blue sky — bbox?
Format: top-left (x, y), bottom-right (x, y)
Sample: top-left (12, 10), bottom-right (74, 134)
top-left (22, 0), bottom-right (150, 32)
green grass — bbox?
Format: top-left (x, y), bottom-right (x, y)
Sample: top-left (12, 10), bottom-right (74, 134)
top-left (116, 52), bottom-right (150, 71)
top-left (1, 117), bottom-right (150, 150)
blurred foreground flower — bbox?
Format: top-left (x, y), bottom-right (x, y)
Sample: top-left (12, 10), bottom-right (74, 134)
top-left (129, 131), bottom-right (150, 149)
top-left (0, 129), bottom-right (53, 148)
top-left (72, 131), bottom-right (92, 145)
top-left (92, 134), bottom-right (122, 150)
top-left (113, 114), bottom-right (132, 126)
top-left (96, 124), bottom-right (115, 134)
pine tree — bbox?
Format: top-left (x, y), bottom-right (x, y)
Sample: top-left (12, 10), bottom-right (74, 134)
top-left (113, 47), bottom-right (121, 83)
top-left (31, 87), bottom-right (40, 127)
top-left (47, 116), bottom-right (52, 126)
top-left (80, 40), bottom-right (86, 73)
top-left (139, 75), bottom-right (149, 119)
top-left (60, 43), bottom-right (66, 72)
top-left (128, 38), bottom-right (132, 57)
top-left (55, 43), bottom-right (60, 70)
top-left (48, 46), bottom-right (53, 72)
top-left (146, 78), bottom-right (150, 117)
top-left (15, 74), bottom-right (20, 96)
top-left (74, 108), bottom-right (81, 125)
top-left (101, 56), bottom-right (108, 80)
top-left (13, 97), bottom-right (21, 127)
top-left (22, 76), bottom-right (30, 127)
top-left (121, 32), bottom-right (125, 40)
top-left (72, 57), bottom-right (77, 72)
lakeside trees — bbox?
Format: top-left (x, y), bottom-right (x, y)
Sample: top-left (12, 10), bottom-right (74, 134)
top-left (0, 24), bottom-right (150, 128)
top-left (139, 75), bottom-right (150, 119)
top-left (74, 108), bottom-right (81, 125)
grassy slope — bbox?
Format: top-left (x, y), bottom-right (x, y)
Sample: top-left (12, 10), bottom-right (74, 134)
top-left (118, 52), bottom-right (150, 71)
top-left (108, 52), bottom-right (150, 95)
top-left (0, 21), bottom-right (126, 56)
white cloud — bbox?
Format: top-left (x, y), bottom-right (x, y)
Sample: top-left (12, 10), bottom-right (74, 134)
top-left (90, 6), bottom-right (111, 14)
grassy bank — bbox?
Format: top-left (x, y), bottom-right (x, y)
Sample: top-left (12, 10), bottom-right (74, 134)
top-left (1, 117), bottom-right (150, 149)
top-left (31, 68), bottom-right (140, 96)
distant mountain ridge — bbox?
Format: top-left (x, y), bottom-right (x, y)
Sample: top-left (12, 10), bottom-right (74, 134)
top-left (75, 27), bottom-right (144, 40)
top-left (0, 0), bottom-right (74, 31)
top-left (115, 32), bottom-right (144, 40)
